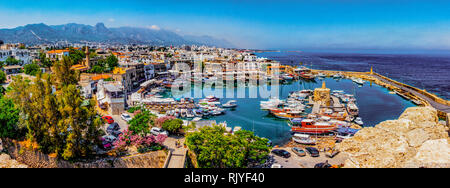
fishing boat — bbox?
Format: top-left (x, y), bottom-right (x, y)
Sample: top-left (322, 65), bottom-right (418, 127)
top-left (292, 133), bottom-right (316, 145)
top-left (289, 119), bottom-right (337, 134)
top-left (273, 112), bottom-right (304, 119)
top-left (317, 72), bottom-right (326, 78)
top-left (222, 100), bottom-right (237, 108)
top-left (346, 102), bottom-right (359, 116)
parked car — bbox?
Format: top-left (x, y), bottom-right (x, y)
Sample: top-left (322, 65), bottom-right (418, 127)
top-left (102, 116), bottom-right (114, 124)
top-left (314, 161), bottom-right (332, 168)
top-left (291, 147), bottom-right (306, 157)
top-left (151, 127), bottom-right (169, 136)
top-left (121, 113), bottom-right (132, 122)
top-left (106, 123), bottom-right (121, 137)
top-left (305, 147), bottom-right (320, 157)
top-left (271, 149), bottom-right (291, 158)
top-left (271, 164), bottom-right (282, 168)
top-left (102, 135), bottom-right (117, 150)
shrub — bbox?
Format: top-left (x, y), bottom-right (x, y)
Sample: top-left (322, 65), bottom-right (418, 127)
top-left (155, 116), bottom-right (175, 127)
top-left (113, 129), bottom-right (167, 154)
top-left (162, 118), bottom-right (184, 134)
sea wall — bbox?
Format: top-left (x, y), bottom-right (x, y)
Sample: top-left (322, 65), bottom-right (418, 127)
top-left (337, 106), bottom-right (450, 168)
top-left (311, 69), bottom-right (449, 107)
top-left (2, 139), bottom-right (167, 168)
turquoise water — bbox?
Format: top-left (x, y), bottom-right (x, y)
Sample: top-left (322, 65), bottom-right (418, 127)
top-left (169, 78), bottom-right (416, 145)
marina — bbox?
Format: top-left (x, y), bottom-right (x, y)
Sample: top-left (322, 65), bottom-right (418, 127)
top-left (162, 77), bottom-right (417, 145)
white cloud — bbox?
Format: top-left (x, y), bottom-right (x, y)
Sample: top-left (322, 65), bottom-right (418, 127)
top-left (108, 18), bottom-right (115, 22)
top-left (148, 25), bottom-right (160, 30)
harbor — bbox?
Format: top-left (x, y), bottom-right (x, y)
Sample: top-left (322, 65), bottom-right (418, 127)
top-left (141, 75), bottom-right (419, 145)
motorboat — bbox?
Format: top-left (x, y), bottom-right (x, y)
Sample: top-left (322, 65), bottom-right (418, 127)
top-left (260, 98), bottom-right (285, 110)
top-left (205, 96), bottom-right (220, 102)
top-left (317, 73), bottom-right (326, 78)
top-left (335, 127), bottom-right (359, 142)
top-left (354, 117), bottom-right (364, 126)
top-left (333, 73), bottom-right (344, 79)
top-left (353, 78), bottom-right (365, 85)
top-left (222, 100), bottom-right (237, 108)
top-left (347, 103), bottom-right (359, 116)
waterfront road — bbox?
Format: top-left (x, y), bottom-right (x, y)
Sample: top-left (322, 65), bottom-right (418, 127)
top-left (370, 74), bottom-right (450, 113)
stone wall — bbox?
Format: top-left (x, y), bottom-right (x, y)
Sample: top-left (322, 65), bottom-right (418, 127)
top-left (337, 106), bottom-right (450, 168)
top-left (3, 139), bottom-right (167, 168)
top-left (0, 154), bottom-right (28, 168)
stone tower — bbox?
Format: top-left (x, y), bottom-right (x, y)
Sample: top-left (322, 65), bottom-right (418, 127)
top-left (84, 46), bottom-right (90, 68)
top-left (314, 81), bottom-right (331, 106)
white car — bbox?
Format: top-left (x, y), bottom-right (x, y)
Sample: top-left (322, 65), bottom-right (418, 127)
top-left (151, 127), bottom-right (169, 136)
top-left (271, 164), bottom-right (282, 168)
top-left (121, 113), bottom-right (132, 122)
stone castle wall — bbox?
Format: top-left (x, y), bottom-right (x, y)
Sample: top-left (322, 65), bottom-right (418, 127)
top-left (3, 139), bottom-right (167, 168)
top-left (337, 106), bottom-right (450, 168)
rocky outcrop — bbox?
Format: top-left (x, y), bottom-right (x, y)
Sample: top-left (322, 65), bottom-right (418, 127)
top-left (0, 154), bottom-right (28, 168)
top-left (337, 106), bottom-right (450, 168)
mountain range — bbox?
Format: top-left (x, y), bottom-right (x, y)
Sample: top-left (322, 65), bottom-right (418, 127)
top-left (0, 23), bottom-right (234, 48)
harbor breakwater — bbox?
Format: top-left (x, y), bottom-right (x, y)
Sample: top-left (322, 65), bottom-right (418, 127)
top-left (1, 139), bottom-right (167, 168)
top-left (337, 106), bottom-right (449, 168)
top-left (311, 69), bottom-right (450, 121)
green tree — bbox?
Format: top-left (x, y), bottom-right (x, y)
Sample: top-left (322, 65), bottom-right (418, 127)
top-left (5, 57), bottom-right (20, 65)
top-left (7, 58), bottom-right (103, 160)
top-left (0, 96), bottom-right (22, 139)
top-left (24, 63), bottom-right (41, 76)
top-left (162, 118), bottom-right (183, 134)
top-left (128, 111), bottom-right (152, 136)
top-left (89, 65), bottom-right (105, 74)
top-left (39, 52), bottom-right (52, 68)
top-left (185, 126), bottom-right (271, 168)
top-left (53, 56), bottom-right (79, 88)
top-left (68, 47), bottom-right (85, 64)
top-left (0, 71), bottom-right (6, 84)
top-left (106, 54), bottom-right (119, 69)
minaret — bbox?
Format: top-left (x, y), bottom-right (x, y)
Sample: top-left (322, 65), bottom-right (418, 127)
top-left (85, 45), bottom-right (90, 68)
top-left (370, 66), bottom-right (373, 74)
top-left (322, 81), bottom-right (326, 89)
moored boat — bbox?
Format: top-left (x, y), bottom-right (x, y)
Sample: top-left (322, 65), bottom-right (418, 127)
top-left (292, 133), bottom-right (316, 145)
top-left (222, 100), bottom-right (237, 108)
top-left (289, 119), bottom-right (337, 134)
top-left (347, 102), bottom-right (359, 116)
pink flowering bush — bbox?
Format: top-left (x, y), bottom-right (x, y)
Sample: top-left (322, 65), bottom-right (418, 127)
top-left (113, 129), bottom-right (168, 154)
top-left (155, 116), bottom-right (175, 128)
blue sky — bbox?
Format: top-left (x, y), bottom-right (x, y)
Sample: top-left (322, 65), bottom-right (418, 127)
top-left (1, 0), bottom-right (450, 51)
